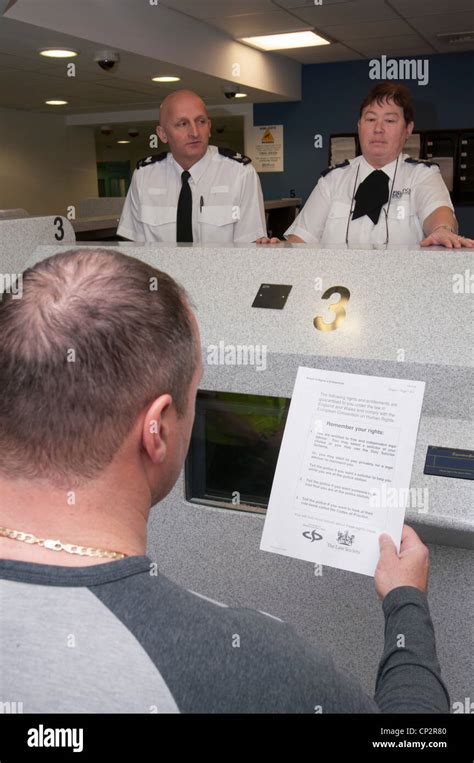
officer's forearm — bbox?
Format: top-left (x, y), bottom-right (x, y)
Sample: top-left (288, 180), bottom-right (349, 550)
top-left (423, 207), bottom-right (458, 236)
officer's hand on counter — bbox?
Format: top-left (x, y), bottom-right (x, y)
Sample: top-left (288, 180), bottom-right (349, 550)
top-left (255, 236), bottom-right (282, 244)
top-left (420, 227), bottom-right (474, 249)
top-left (375, 524), bottom-right (430, 601)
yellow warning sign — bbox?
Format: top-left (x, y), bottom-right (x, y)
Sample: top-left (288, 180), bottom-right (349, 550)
top-left (253, 125), bottom-right (283, 172)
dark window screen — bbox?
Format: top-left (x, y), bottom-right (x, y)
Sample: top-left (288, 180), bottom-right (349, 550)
top-left (185, 391), bottom-right (290, 513)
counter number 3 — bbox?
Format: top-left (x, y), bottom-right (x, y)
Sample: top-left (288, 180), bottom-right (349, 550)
top-left (53, 216), bottom-right (65, 241)
top-left (313, 285), bottom-right (351, 332)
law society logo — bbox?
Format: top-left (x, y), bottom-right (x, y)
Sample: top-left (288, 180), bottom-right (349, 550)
top-left (303, 529), bottom-right (323, 542)
top-left (337, 530), bottom-right (355, 547)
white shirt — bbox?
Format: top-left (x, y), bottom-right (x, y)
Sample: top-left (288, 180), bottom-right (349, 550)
top-left (285, 153), bottom-right (454, 247)
top-left (118, 145), bottom-right (266, 244)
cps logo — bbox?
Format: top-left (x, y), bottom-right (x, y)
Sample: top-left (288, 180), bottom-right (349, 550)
top-left (303, 530), bottom-right (323, 542)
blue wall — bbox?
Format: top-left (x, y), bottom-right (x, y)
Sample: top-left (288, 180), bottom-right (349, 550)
top-left (254, 52), bottom-right (474, 235)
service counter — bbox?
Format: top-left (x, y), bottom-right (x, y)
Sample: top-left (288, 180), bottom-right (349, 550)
top-left (0, 216), bottom-right (74, 273)
top-left (16, 242), bottom-right (474, 704)
top-left (72, 215), bottom-right (121, 240)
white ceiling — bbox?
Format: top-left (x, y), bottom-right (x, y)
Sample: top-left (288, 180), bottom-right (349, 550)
top-left (1, 0), bottom-right (473, 114)
top-left (162, 0), bottom-right (474, 61)
top-left (0, 17), bottom-right (283, 113)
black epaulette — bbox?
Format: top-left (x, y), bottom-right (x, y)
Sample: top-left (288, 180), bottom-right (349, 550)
top-left (136, 152), bottom-right (168, 169)
top-left (320, 159), bottom-right (350, 177)
top-left (218, 147), bottom-right (252, 165)
top-left (405, 157), bottom-right (438, 168)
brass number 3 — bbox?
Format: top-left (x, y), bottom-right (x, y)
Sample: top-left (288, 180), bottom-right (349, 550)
top-left (313, 285), bottom-right (351, 332)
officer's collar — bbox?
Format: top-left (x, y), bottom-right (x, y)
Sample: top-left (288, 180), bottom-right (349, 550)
top-left (359, 153), bottom-right (404, 183)
top-left (171, 147), bottom-right (212, 184)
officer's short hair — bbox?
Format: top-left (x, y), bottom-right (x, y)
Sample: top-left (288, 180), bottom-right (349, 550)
top-left (0, 249), bottom-right (198, 487)
top-left (359, 82), bottom-right (414, 124)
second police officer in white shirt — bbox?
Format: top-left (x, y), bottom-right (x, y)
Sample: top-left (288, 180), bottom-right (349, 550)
top-left (118, 90), bottom-right (266, 245)
top-left (258, 83), bottom-right (474, 250)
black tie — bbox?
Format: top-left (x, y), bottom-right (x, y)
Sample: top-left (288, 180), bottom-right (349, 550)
top-left (352, 170), bottom-right (389, 225)
top-left (176, 170), bottom-right (193, 242)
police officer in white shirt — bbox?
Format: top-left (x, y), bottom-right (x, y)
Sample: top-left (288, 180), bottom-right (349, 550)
top-left (258, 82), bottom-right (474, 249)
top-left (118, 89), bottom-right (266, 244)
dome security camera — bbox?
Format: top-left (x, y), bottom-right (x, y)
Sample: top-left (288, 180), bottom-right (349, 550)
top-left (128, 128), bottom-right (140, 138)
top-left (223, 83), bottom-right (239, 99)
top-left (94, 50), bottom-right (120, 72)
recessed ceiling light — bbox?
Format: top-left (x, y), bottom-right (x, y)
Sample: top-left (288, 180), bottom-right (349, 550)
top-left (45, 100), bottom-right (68, 105)
top-left (39, 48), bottom-right (78, 58)
top-left (240, 31), bottom-right (330, 51)
top-left (235, 93), bottom-right (247, 98)
top-left (152, 75), bottom-right (181, 82)
top-left (117, 140), bottom-right (130, 144)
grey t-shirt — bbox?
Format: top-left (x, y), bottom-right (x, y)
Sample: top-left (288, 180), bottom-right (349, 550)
top-left (0, 555), bottom-right (449, 713)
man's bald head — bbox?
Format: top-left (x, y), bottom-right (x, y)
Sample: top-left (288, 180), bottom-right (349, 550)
top-left (159, 89), bottom-right (208, 127)
top-left (157, 89), bottom-right (211, 169)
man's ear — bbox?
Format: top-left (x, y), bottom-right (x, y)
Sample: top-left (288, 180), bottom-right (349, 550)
top-left (208, 117), bottom-right (212, 137)
top-left (142, 394), bottom-right (173, 465)
top-left (406, 121), bottom-right (414, 139)
top-left (156, 125), bottom-right (168, 144)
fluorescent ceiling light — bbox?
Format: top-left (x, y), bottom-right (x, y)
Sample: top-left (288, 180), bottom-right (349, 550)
top-left (240, 31), bottom-right (330, 51)
top-left (436, 30), bottom-right (474, 44)
top-left (45, 100), bottom-right (68, 105)
top-left (117, 140), bottom-right (130, 144)
top-left (152, 75), bottom-right (181, 82)
top-left (235, 93), bottom-right (247, 98)
top-left (39, 48), bottom-right (78, 58)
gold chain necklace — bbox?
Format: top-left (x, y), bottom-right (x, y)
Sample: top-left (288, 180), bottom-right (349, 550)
top-left (0, 526), bottom-right (127, 560)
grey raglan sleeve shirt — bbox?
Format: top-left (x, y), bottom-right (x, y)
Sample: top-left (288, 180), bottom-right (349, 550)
top-left (0, 556), bottom-right (450, 713)
top-left (374, 586), bottom-right (450, 713)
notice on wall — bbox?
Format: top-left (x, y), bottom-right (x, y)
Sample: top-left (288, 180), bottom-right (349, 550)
top-left (330, 136), bottom-right (357, 165)
top-left (260, 367), bottom-right (425, 577)
top-left (252, 125), bottom-right (284, 172)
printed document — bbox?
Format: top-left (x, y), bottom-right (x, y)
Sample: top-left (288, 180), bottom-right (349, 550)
top-left (260, 367), bottom-right (425, 576)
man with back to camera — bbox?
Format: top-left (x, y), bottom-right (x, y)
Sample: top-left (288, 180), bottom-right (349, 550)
top-left (118, 89), bottom-right (267, 244)
top-left (257, 82), bottom-right (474, 249)
top-left (0, 248), bottom-right (449, 713)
